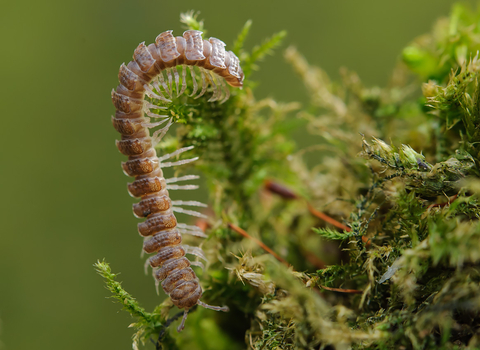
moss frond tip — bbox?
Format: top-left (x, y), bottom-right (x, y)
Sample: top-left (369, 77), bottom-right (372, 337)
top-left (180, 10), bottom-right (205, 32)
top-left (313, 227), bottom-right (354, 241)
top-left (233, 19), bottom-right (253, 56)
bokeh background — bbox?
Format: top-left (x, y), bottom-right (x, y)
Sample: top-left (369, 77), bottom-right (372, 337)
top-left (1, 0), bottom-right (476, 349)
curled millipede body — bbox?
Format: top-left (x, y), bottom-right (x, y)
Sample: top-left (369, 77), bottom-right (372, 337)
top-left (111, 30), bottom-right (243, 332)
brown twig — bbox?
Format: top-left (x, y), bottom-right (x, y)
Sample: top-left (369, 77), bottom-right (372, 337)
top-left (264, 179), bottom-right (298, 199)
top-left (307, 202), bottom-right (351, 232)
top-left (319, 285), bottom-right (363, 294)
top-left (307, 201), bottom-right (373, 247)
top-left (427, 194), bottom-right (458, 209)
top-left (263, 179), bottom-right (351, 232)
top-left (227, 223), bottom-right (290, 267)
top-left (263, 179), bottom-right (371, 250)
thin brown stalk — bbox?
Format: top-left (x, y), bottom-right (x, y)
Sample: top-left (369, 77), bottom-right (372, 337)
top-left (227, 223), bottom-right (290, 267)
top-left (307, 202), bottom-right (351, 232)
top-left (319, 285), bottom-right (363, 294)
top-left (427, 194), bottom-right (458, 209)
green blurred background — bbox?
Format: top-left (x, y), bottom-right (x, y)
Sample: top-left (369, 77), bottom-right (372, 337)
top-left (1, 0), bottom-right (476, 349)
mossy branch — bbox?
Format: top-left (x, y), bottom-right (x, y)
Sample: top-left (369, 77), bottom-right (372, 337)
top-left (361, 136), bottom-right (477, 197)
top-left (94, 260), bottom-right (170, 349)
top-left (242, 30), bottom-right (287, 78)
top-left (94, 260), bottom-right (155, 323)
top-left (100, 5), bottom-right (480, 349)
top-left (232, 19), bottom-right (252, 56)
top-left (312, 227), bottom-right (355, 241)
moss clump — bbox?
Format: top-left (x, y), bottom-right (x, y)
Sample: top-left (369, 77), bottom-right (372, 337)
top-left (98, 5), bottom-right (480, 349)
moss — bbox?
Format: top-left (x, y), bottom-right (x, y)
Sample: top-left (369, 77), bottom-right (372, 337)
top-left (98, 5), bottom-right (480, 349)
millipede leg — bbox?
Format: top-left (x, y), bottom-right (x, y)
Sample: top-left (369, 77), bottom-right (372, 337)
top-left (155, 307), bottom-right (196, 343)
top-left (152, 119), bottom-right (173, 145)
top-left (157, 145), bottom-right (194, 162)
top-left (213, 73), bottom-right (223, 102)
top-left (206, 71), bottom-right (219, 102)
top-left (177, 222), bottom-right (208, 234)
top-left (154, 277), bottom-right (160, 295)
top-left (178, 228), bottom-right (207, 238)
top-left (144, 102), bottom-right (167, 110)
top-left (166, 184), bottom-right (199, 190)
top-left (177, 310), bottom-right (189, 332)
top-left (166, 68), bottom-right (174, 97)
top-left (158, 72), bottom-right (172, 98)
top-left (173, 67), bottom-right (180, 96)
top-left (160, 157), bottom-right (198, 168)
top-left (172, 206), bottom-right (207, 218)
top-left (144, 103), bottom-right (168, 119)
top-left (195, 68), bottom-right (208, 99)
top-left (197, 300), bottom-right (229, 312)
top-left (171, 200), bottom-right (207, 208)
top-left (184, 245), bottom-right (208, 262)
top-left (165, 175), bottom-right (200, 183)
top-left (189, 260), bottom-right (205, 271)
top-left (142, 120), bottom-right (169, 129)
top-left (144, 84), bottom-right (171, 103)
top-left (219, 78), bottom-right (230, 104)
top-left (188, 66), bottom-right (198, 97)
top-left (142, 111), bottom-right (169, 128)
top-left (152, 81), bottom-right (171, 103)
top-left (178, 65), bottom-right (187, 97)
top-left (144, 257), bottom-right (151, 275)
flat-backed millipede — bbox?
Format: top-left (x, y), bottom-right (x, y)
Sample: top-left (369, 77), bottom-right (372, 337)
top-left (111, 29), bottom-right (244, 332)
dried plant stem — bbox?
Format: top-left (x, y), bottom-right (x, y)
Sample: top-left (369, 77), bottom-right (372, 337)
top-left (307, 202), bottom-right (351, 231)
top-left (427, 194), bottom-right (458, 209)
top-left (319, 285), bottom-right (363, 294)
top-left (227, 223), bottom-right (290, 267)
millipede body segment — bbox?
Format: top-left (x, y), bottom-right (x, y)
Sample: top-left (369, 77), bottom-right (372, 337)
top-left (111, 30), bottom-right (243, 332)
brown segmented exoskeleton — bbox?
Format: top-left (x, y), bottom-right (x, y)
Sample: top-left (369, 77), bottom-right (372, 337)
top-left (111, 29), bottom-right (244, 332)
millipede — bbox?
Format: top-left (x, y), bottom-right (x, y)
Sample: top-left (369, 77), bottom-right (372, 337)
top-left (111, 29), bottom-right (244, 332)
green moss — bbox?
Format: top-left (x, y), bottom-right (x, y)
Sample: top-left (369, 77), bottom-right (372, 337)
top-left (98, 5), bottom-right (480, 349)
